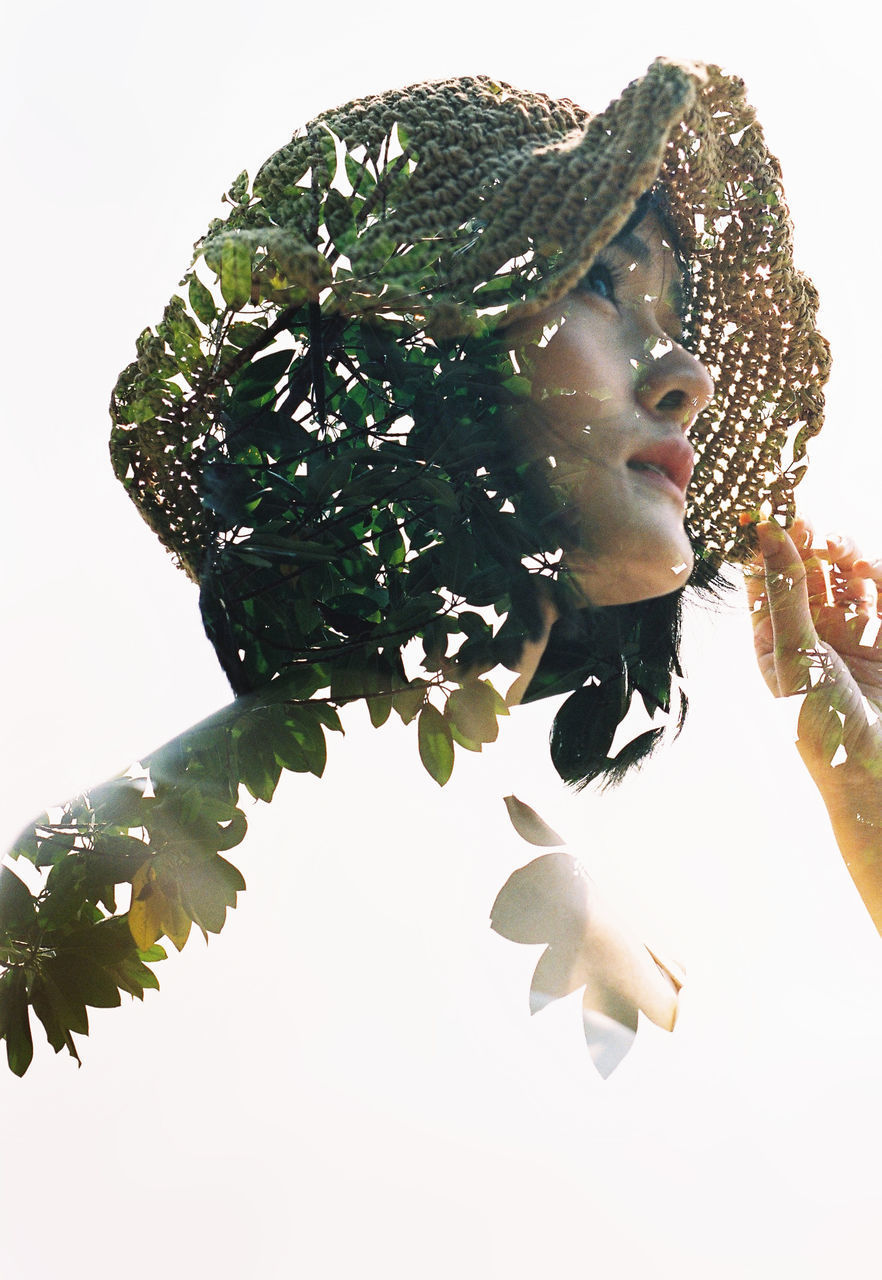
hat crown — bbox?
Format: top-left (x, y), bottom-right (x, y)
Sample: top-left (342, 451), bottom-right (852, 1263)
top-left (109, 60), bottom-right (829, 585)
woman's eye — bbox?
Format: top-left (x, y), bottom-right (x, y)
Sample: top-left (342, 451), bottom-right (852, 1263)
top-left (578, 262), bottom-right (618, 304)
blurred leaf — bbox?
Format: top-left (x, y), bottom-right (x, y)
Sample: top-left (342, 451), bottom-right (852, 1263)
top-left (179, 855), bottom-right (245, 936)
top-left (491, 853), bottom-right (679, 1076)
top-left (129, 860), bottom-right (191, 952)
top-left (490, 853), bottom-right (590, 944)
top-left (227, 169), bottom-right (250, 204)
top-left (798, 686), bottom-right (844, 767)
top-left (445, 680), bottom-right (507, 746)
top-left (7, 819), bottom-right (44, 863)
top-left (32, 831), bottom-right (79, 868)
top-left (0, 866), bottom-right (36, 932)
top-left (86, 778), bottom-right (148, 827)
top-left (40, 857), bottom-right (91, 928)
top-left (503, 795), bottom-right (565, 848)
top-left (84, 834), bottom-right (152, 889)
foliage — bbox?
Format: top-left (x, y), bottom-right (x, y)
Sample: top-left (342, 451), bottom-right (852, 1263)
top-left (108, 119), bottom-right (693, 796)
top-left (0, 667), bottom-right (517, 1073)
top-left (109, 121), bottom-right (582, 774)
top-left (5, 122), bottom-right (694, 1075)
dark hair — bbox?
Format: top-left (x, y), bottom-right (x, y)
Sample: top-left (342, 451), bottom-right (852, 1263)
top-left (529, 563), bottom-right (724, 791)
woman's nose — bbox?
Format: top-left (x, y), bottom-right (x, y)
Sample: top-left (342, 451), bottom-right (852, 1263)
top-left (635, 341), bottom-right (715, 431)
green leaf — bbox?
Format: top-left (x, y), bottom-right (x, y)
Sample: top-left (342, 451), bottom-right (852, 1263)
top-left (0, 865), bottom-right (36, 933)
top-left (324, 188), bottom-right (357, 250)
top-left (32, 830), bottom-right (78, 868)
top-left (238, 537), bottom-right (335, 564)
top-left (211, 808), bottom-right (248, 853)
top-left (237, 722), bottom-right (283, 802)
top-left (231, 349), bottom-right (292, 406)
top-left (447, 719), bottom-right (482, 753)
top-left (128, 859), bottom-right (190, 952)
top-left (40, 857), bottom-right (89, 927)
top-left (110, 953), bottom-right (161, 999)
top-left (367, 696), bottom-right (392, 728)
top-left (344, 152), bottom-right (376, 196)
top-left (227, 169), bottom-right (250, 204)
top-left (219, 236), bottom-right (252, 310)
top-left (273, 706), bottom-right (328, 778)
top-left (309, 703), bottom-right (344, 734)
top-left (225, 320), bottom-right (268, 349)
top-left (188, 274), bottom-right (217, 325)
top-left (417, 703), bottom-right (454, 786)
top-left (445, 680), bottom-right (506, 746)
top-left (7, 819), bottom-right (44, 863)
top-left (376, 527), bottom-right (406, 567)
top-left (179, 854), bottom-right (245, 936)
top-left (798, 686), bottom-right (844, 768)
top-left (2, 972), bottom-right (34, 1077)
top-left (393, 682), bottom-right (427, 725)
top-left (30, 975), bottom-right (85, 1059)
top-left (86, 777), bottom-right (148, 827)
top-left (63, 917), bottom-right (143, 965)
top-left (137, 943), bottom-right (168, 963)
top-left (88, 833), bottom-right (152, 883)
top-left (50, 954), bottom-right (122, 1010)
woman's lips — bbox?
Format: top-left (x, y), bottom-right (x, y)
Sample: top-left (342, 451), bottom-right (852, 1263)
top-left (627, 462), bottom-right (688, 505)
top-left (626, 437), bottom-right (695, 503)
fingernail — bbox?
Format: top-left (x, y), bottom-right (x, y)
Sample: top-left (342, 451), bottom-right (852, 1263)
top-left (791, 517), bottom-right (811, 548)
top-left (756, 519), bottom-right (785, 550)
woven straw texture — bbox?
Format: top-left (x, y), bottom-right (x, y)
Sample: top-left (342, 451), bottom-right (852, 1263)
top-left (109, 59), bottom-right (830, 582)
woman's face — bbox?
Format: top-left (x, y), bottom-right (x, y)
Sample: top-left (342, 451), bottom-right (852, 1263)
top-left (510, 213), bottom-right (714, 606)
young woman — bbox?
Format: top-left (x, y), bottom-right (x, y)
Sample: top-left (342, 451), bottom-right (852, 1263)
top-left (2, 59), bottom-right (879, 1076)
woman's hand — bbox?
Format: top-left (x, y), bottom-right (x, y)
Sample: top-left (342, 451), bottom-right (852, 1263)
top-left (746, 517), bottom-right (882, 929)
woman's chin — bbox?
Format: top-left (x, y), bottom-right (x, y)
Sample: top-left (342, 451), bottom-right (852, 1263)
top-left (565, 545), bottom-right (694, 606)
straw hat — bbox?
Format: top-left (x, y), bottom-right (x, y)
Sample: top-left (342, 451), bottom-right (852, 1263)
top-left (109, 59), bottom-right (830, 589)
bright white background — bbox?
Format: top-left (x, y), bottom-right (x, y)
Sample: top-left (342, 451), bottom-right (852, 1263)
top-left (3, 4), bottom-right (882, 1277)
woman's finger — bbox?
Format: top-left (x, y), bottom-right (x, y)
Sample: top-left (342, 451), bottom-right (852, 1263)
top-left (788, 517), bottom-right (827, 602)
top-left (853, 556), bottom-right (882, 584)
top-left (790, 515), bottom-right (813, 549)
top-left (825, 533), bottom-right (866, 569)
top-left (755, 520), bottom-right (821, 696)
top-left (827, 537), bottom-right (878, 620)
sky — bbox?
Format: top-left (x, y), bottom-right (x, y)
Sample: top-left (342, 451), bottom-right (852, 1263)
top-left (3, 3), bottom-right (882, 1277)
